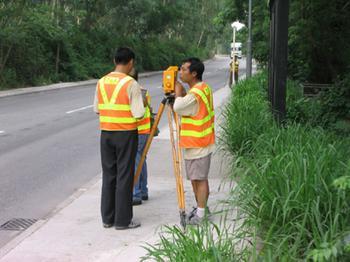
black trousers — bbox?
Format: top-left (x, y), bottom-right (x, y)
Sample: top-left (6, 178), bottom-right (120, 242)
top-left (100, 130), bottom-right (138, 227)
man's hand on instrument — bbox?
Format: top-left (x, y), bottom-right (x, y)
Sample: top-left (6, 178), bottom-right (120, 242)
top-left (175, 81), bottom-right (186, 97)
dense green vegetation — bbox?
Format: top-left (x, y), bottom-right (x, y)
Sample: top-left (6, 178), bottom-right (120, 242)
top-left (216, 0), bottom-right (350, 132)
top-left (217, 0), bottom-right (350, 83)
top-left (143, 74), bottom-right (350, 261)
top-left (220, 73), bottom-right (350, 260)
top-left (0, 0), bottom-right (224, 89)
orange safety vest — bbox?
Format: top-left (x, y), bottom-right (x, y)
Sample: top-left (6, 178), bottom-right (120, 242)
top-left (97, 72), bottom-right (137, 131)
top-left (137, 90), bottom-right (151, 134)
top-left (180, 82), bottom-right (215, 148)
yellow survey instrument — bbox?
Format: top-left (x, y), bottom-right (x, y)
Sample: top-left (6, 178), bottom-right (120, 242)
top-left (162, 66), bottom-right (178, 94)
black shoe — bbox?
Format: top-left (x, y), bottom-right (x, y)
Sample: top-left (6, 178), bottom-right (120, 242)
top-left (103, 223), bottom-right (113, 228)
top-left (141, 194), bottom-right (148, 201)
top-left (115, 220), bottom-right (141, 230)
top-left (132, 198), bottom-right (142, 206)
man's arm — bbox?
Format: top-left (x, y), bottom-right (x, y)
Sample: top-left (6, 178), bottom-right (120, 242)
top-left (141, 88), bottom-right (148, 107)
top-left (173, 82), bottom-right (198, 116)
top-left (175, 81), bottom-right (187, 98)
top-left (129, 80), bottom-right (146, 119)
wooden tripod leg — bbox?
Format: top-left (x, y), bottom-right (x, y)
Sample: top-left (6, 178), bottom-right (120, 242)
top-left (166, 103), bottom-right (182, 210)
top-left (173, 110), bottom-right (185, 211)
top-left (133, 98), bottom-right (167, 187)
top-left (170, 106), bottom-right (186, 228)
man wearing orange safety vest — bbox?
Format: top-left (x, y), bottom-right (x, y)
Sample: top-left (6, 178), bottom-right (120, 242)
top-left (128, 68), bottom-right (151, 206)
top-left (174, 57), bottom-right (215, 225)
top-left (93, 47), bottom-right (144, 230)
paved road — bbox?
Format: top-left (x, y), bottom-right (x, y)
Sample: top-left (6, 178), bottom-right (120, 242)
top-left (0, 55), bottom-right (239, 247)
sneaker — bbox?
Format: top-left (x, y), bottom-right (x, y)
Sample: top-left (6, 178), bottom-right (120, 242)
top-left (103, 223), bottom-right (113, 228)
top-left (187, 214), bottom-right (204, 225)
top-left (115, 220), bottom-right (141, 230)
top-left (141, 194), bottom-right (148, 201)
top-left (187, 206), bottom-right (197, 220)
top-left (187, 206), bottom-right (211, 220)
top-left (132, 198), bottom-right (142, 206)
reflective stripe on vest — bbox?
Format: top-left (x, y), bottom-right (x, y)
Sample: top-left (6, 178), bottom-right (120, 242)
top-left (137, 91), bottom-right (151, 134)
top-left (180, 83), bottom-right (215, 148)
top-left (97, 73), bottom-right (137, 131)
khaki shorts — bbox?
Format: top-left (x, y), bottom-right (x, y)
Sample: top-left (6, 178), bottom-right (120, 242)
top-left (184, 153), bottom-right (212, 180)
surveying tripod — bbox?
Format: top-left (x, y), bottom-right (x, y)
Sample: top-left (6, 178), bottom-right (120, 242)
top-left (133, 93), bottom-right (187, 227)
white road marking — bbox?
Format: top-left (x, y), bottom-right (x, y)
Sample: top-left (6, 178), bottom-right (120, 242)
top-left (66, 105), bottom-right (94, 114)
top-left (0, 130), bottom-right (5, 135)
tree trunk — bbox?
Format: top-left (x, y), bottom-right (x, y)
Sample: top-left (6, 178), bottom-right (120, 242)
top-left (55, 43), bottom-right (60, 75)
top-left (197, 29), bottom-right (204, 47)
top-left (0, 45), bottom-right (13, 78)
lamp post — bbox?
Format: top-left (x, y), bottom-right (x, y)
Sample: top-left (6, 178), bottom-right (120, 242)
top-left (230, 21), bottom-right (242, 86)
top-left (246, 0), bottom-right (252, 78)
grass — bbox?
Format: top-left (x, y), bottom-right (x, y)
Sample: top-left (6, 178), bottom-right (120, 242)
top-left (142, 73), bottom-right (350, 261)
top-left (141, 220), bottom-right (241, 262)
top-left (222, 73), bottom-right (350, 260)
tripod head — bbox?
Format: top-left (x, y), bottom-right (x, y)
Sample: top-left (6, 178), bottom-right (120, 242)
top-left (160, 93), bottom-right (175, 107)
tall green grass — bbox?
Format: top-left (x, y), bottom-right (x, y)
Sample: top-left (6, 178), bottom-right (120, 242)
top-left (142, 73), bottom-right (350, 261)
top-left (222, 73), bottom-right (350, 260)
top-left (141, 221), bottom-right (241, 262)
top-left (220, 74), bottom-right (273, 156)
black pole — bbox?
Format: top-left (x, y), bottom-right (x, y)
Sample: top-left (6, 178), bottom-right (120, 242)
top-left (268, 0), bottom-right (289, 123)
top-left (246, 0), bottom-right (252, 78)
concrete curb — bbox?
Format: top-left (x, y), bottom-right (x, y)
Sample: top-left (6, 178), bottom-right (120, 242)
top-left (0, 71), bottom-right (162, 99)
top-left (0, 55), bottom-right (225, 99)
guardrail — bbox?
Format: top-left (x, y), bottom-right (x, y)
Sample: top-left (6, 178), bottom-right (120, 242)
top-left (302, 83), bottom-right (332, 97)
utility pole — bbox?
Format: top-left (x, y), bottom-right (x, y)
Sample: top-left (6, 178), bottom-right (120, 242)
top-left (246, 0), bottom-right (252, 78)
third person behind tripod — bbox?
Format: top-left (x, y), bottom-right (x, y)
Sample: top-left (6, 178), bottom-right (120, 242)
top-left (173, 57), bottom-right (215, 225)
top-left (129, 68), bottom-right (151, 206)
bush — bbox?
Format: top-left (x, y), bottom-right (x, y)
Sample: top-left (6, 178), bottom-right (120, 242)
top-left (0, 3), bottom-right (214, 90)
top-left (319, 73), bottom-right (350, 124)
top-left (286, 80), bottom-right (324, 126)
top-left (233, 125), bottom-right (350, 260)
top-left (286, 74), bottom-right (350, 136)
top-left (220, 73), bottom-right (272, 156)
top-left (221, 73), bottom-right (350, 260)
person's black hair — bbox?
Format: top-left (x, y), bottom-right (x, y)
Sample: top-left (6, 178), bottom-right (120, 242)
top-left (129, 68), bottom-right (138, 81)
top-left (182, 57), bottom-right (204, 81)
top-left (114, 47), bottom-right (135, 65)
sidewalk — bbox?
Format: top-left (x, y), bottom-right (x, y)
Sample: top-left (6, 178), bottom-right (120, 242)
top-left (0, 85), bottom-right (235, 261)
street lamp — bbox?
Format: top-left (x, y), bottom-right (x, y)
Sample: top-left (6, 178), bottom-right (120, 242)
top-left (230, 21), bottom-right (243, 86)
top-left (231, 21), bottom-right (242, 56)
top-left (246, 0), bottom-right (252, 78)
